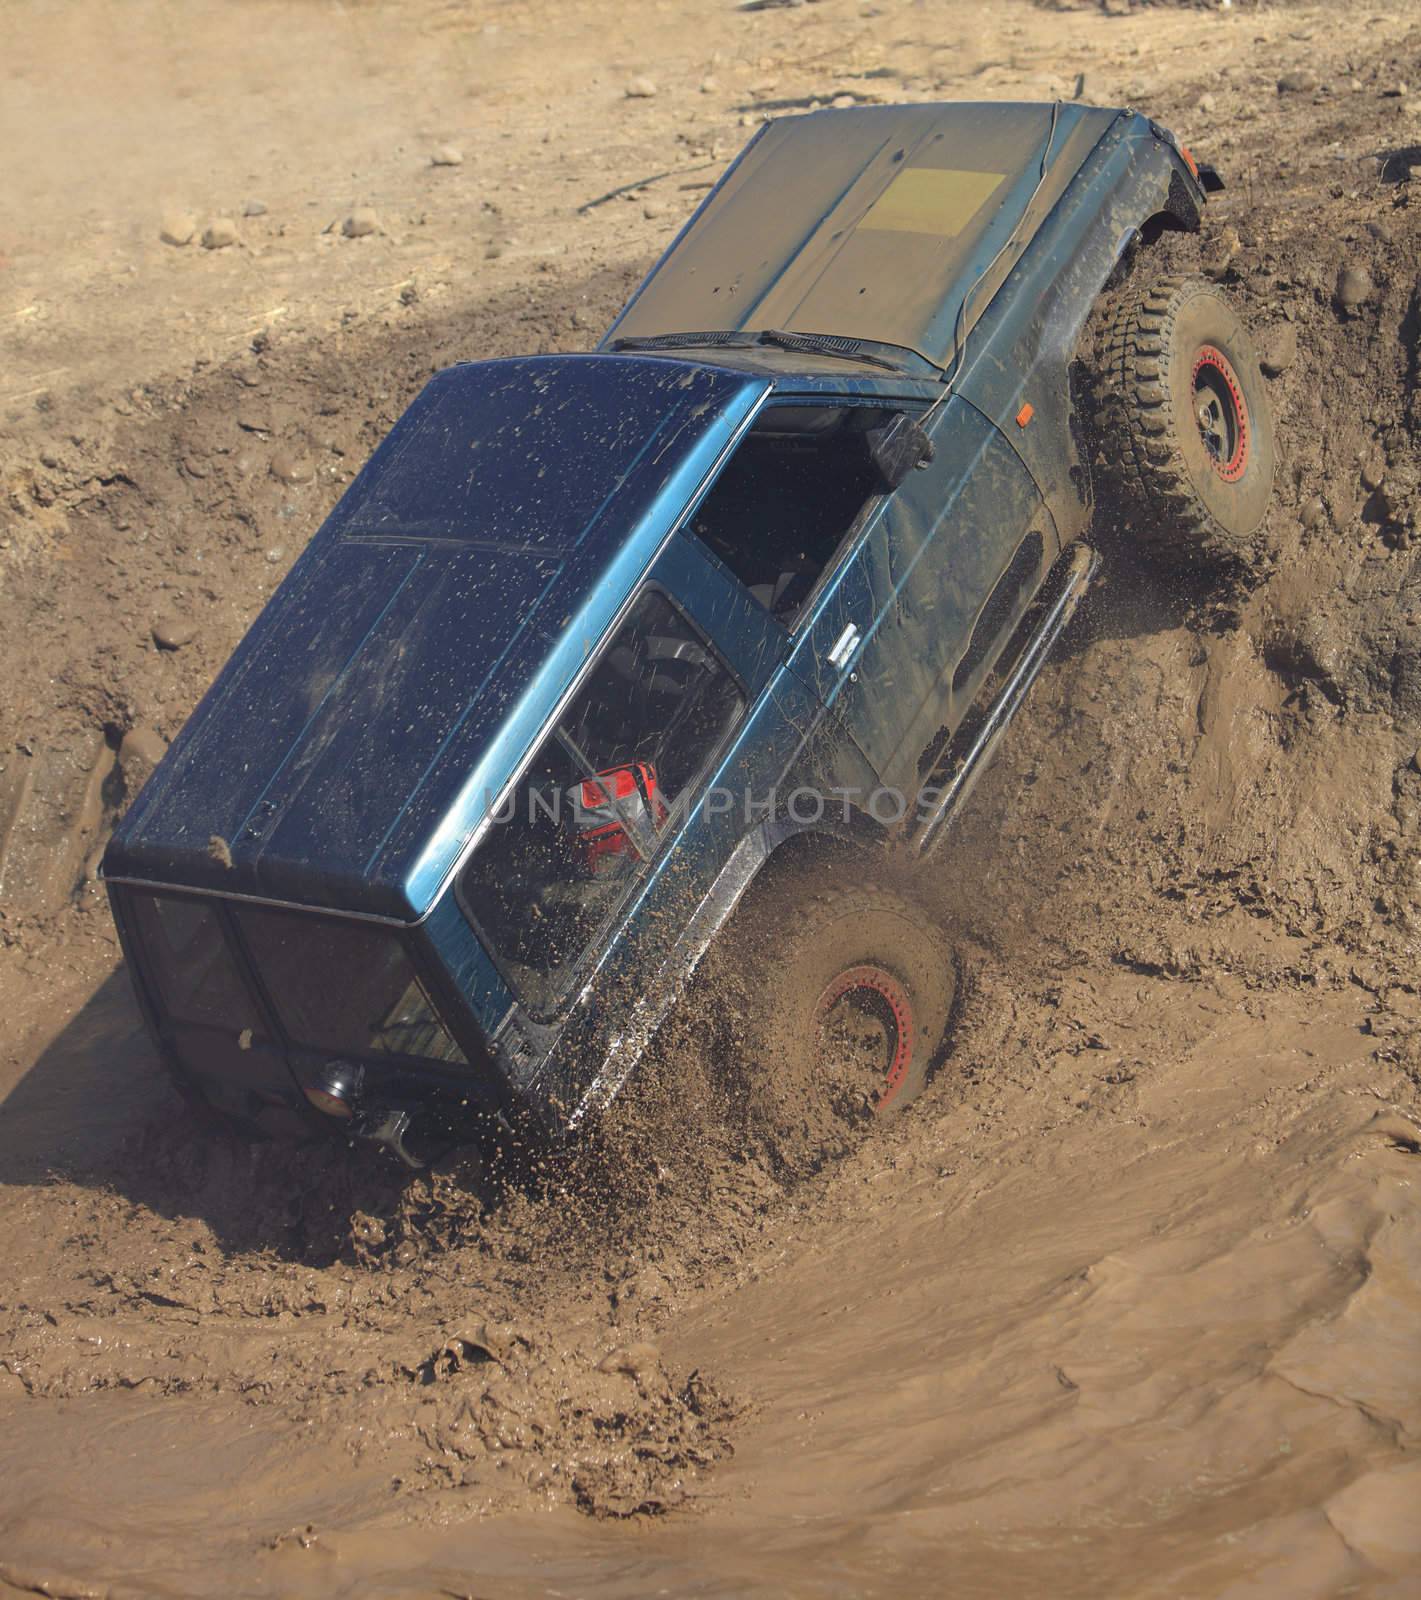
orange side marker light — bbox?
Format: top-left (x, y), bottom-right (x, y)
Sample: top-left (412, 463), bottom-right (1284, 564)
top-left (1015, 401), bottom-right (1034, 428)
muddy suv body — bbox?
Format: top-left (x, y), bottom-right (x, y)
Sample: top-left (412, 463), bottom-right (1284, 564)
top-left (103, 102), bottom-right (1220, 1160)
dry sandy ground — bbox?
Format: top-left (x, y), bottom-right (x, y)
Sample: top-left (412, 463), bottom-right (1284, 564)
top-left (3, 0), bottom-right (1421, 1595)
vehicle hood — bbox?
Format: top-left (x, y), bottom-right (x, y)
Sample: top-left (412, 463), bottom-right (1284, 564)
top-left (104, 354), bottom-right (767, 919)
top-left (604, 101), bottom-right (1122, 371)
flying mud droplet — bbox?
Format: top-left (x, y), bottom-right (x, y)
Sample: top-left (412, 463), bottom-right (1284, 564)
top-left (207, 834), bottom-right (234, 868)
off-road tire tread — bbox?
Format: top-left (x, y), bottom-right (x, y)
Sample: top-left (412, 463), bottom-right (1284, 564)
top-left (714, 866), bottom-right (959, 1169)
top-left (1094, 273), bottom-right (1268, 572)
top-left (734, 875), bottom-right (947, 990)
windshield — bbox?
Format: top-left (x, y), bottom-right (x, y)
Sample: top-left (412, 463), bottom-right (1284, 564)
top-left (459, 588), bottom-right (744, 1016)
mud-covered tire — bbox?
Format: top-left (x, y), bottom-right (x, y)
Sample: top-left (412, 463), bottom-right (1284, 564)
top-left (1092, 274), bottom-right (1275, 571)
top-left (714, 868), bottom-right (958, 1172)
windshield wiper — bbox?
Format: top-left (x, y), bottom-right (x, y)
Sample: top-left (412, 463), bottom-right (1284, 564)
top-left (613, 329), bottom-right (909, 373)
top-left (611, 332), bottom-right (760, 352)
top-left (754, 329), bottom-right (905, 373)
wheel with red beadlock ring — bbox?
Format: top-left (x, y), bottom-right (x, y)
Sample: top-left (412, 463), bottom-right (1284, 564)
top-left (1090, 274), bottom-right (1275, 572)
top-left (712, 866), bottom-right (960, 1173)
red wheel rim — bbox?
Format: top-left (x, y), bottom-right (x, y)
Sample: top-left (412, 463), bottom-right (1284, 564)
top-left (813, 964), bottom-right (915, 1112)
top-left (1191, 344), bottom-right (1250, 483)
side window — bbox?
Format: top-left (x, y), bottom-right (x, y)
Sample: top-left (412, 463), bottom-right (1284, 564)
top-left (686, 406), bottom-right (894, 627)
top-left (459, 589), bottom-right (744, 1015)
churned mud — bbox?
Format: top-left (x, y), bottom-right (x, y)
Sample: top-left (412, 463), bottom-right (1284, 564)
top-left (3, 0), bottom-right (1421, 1595)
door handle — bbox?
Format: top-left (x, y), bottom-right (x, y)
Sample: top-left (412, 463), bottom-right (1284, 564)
top-left (826, 622), bottom-right (861, 670)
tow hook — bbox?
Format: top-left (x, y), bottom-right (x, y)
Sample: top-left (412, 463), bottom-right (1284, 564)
top-left (355, 1105), bottom-right (430, 1170)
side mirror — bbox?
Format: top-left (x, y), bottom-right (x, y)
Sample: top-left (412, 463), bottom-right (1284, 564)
top-left (866, 414), bottom-right (935, 491)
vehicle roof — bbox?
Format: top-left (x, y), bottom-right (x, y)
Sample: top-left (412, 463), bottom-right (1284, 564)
top-left (604, 100), bottom-right (1127, 370)
top-left (104, 354), bottom-right (771, 921)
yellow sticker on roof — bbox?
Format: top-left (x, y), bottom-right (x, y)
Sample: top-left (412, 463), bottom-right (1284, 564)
top-left (857, 167), bottom-right (1006, 238)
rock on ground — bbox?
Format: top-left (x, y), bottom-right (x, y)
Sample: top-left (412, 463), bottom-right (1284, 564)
top-left (159, 212), bottom-right (196, 247)
top-left (201, 218), bottom-right (239, 250)
top-left (151, 616), bottom-right (197, 650)
top-left (1257, 321), bottom-right (1298, 377)
top-left (1336, 263), bottom-right (1374, 311)
top-left (269, 449), bottom-right (315, 485)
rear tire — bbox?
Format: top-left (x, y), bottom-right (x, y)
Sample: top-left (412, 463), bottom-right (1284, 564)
top-left (713, 867), bottom-right (959, 1173)
top-left (1091, 274), bottom-right (1275, 572)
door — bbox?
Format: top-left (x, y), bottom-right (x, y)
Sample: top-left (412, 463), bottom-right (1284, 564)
top-left (788, 395), bottom-right (1055, 801)
top-left (119, 889), bottom-right (299, 1121)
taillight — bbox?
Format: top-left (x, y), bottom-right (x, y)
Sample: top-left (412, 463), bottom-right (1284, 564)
top-left (303, 1060), bottom-right (362, 1119)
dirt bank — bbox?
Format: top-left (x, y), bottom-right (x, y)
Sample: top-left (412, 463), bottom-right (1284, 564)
top-left (2, 1), bottom-right (1421, 1595)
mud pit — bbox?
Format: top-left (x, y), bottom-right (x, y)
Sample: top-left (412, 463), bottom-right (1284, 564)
top-left (3, 1), bottom-right (1421, 1594)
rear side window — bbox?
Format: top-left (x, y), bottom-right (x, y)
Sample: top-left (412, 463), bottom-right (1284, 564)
top-left (459, 588), bottom-right (744, 1015)
top-left (127, 892), bottom-right (263, 1032)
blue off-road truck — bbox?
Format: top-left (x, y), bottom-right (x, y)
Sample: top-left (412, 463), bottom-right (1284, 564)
top-left (103, 102), bottom-right (1274, 1166)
